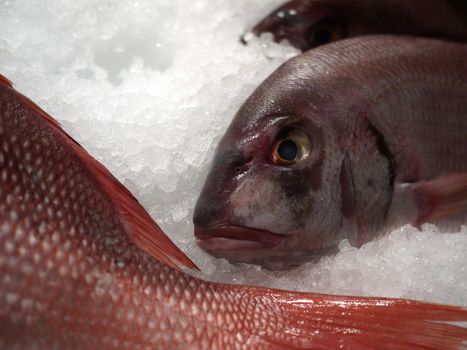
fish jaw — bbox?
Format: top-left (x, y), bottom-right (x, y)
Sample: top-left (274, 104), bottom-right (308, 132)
top-left (194, 224), bottom-right (339, 268)
top-left (195, 224), bottom-right (290, 267)
top-left (195, 225), bottom-right (285, 252)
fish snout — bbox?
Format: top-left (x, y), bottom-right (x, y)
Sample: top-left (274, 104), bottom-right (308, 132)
top-left (193, 179), bottom-right (236, 229)
top-left (193, 149), bottom-right (255, 227)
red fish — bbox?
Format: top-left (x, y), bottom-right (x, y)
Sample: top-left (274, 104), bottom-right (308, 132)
top-left (194, 36), bottom-right (467, 268)
top-left (1, 74), bottom-right (467, 349)
top-left (246, 0), bottom-right (467, 51)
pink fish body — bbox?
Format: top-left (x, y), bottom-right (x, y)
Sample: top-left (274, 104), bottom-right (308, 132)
top-left (1, 73), bottom-right (467, 348)
top-left (248, 0), bottom-right (467, 51)
top-left (194, 36), bottom-right (467, 268)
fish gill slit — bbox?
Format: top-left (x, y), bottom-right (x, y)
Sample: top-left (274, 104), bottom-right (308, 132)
top-left (367, 121), bottom-right (396, 219)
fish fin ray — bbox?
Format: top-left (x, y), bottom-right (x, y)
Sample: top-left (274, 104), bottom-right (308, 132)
top-left (396, 173), bottom-right (467, 226)
top-left (413, 173), bottom-right (467, 226)
top-left (0, 74), bottom-right (13, 88)
top-left (0, 74), bottom-right (198, 271)
top-left (255, 291), bottom-right (467, 349)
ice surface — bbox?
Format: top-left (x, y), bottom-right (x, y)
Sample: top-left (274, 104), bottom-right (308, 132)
top-left (1, 0), bottom-right (466, 306)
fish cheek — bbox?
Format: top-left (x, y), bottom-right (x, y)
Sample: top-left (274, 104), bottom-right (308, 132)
top-left (277, 170), bottom-right (314, 230)
top-left (274, 123), bottom-right (325, 231)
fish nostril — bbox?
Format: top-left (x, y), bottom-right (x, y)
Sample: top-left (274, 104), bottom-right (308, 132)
top-left (233, 157), bottom-right (253, 176)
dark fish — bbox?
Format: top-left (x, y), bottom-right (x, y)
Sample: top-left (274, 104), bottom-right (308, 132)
top-left (245, 0), bottom-right (467, 51)
top-left (194, 35), bottom-right (467, 269)
top-left (3, 74), bottom-right (467, 348)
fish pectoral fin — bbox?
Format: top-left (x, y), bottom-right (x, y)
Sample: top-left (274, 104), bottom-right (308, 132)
top-left (396, 173), bottom-right (467, 227)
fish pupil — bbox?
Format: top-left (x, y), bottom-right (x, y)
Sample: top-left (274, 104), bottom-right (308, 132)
top-left (278, 139), bottom-right (298, 161)
top-left (313, 28), bottom-right (332, 45)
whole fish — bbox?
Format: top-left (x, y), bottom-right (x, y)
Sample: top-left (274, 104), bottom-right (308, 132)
top-left (1, 75), bottom-right (467, 349)
top-left (193, 35), bottom-right (467, 268)
top-left (246, 0), bottom-right (467, 51)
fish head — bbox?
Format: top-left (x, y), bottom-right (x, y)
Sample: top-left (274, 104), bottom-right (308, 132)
top-left (194, 55), bottom-right (360, 268)
top-left (249, 0), bottom-right (467, 53)
top-left (250, 0), bottom-right (346, 52)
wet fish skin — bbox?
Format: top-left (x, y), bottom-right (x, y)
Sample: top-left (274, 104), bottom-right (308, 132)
top-left (248, 0), bottom-right (467, 51)
top-left (194, 35), bottom-right (467, 268)
top-left (1, 75), bottom-right (467, 349)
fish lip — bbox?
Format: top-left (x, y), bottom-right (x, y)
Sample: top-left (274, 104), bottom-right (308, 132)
top-left (194, 225), bottom-right (285, 250)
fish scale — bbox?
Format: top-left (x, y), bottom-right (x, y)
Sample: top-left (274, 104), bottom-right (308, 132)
top-left (1, 70), bottom-right (467, 348)
top-left (367, 80), bottom-right (467, 180)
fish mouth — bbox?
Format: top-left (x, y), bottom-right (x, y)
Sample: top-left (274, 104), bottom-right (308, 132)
top-left (195, 225), bottom-right (285, 251)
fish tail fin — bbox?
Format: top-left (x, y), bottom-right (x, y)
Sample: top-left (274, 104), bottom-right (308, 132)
top-left (0, 74), bottom-right (198, 271)
top-left (250, 290), bottom-right (467, 349)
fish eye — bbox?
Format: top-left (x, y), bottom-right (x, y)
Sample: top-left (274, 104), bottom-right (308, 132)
top-left (271, 129), bottom-right (310, 166)
top-left (306, 19), bottom-right (343, 48)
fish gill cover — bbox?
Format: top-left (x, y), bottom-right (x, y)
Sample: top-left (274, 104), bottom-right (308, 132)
top-left (0, 0), bottom-right (465, 307)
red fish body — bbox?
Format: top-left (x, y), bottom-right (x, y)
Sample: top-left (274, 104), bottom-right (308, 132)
top-left (194, 36), bottom-right (467, 268)
top-left (1, 74), bottom-right (467, 348)
top-left (248, 0), bottom-right (467, 51)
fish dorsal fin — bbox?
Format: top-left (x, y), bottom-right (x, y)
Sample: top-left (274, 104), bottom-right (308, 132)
top-left (1, 74), bottom-right (198, 271)
top-left (0, 75), bottom-right (12, 88)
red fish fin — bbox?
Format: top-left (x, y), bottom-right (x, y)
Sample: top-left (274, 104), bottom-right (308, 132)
top-left (253, 291), bottom-right (467, 349)
top-left (0, 74), bottom-right (13, 88)
top-left (1, 74), bottom-right (198, 271)
top-left (87, 164), bottom-right (199, 271)
top-left (411, 174), bottom-right (467, 226)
